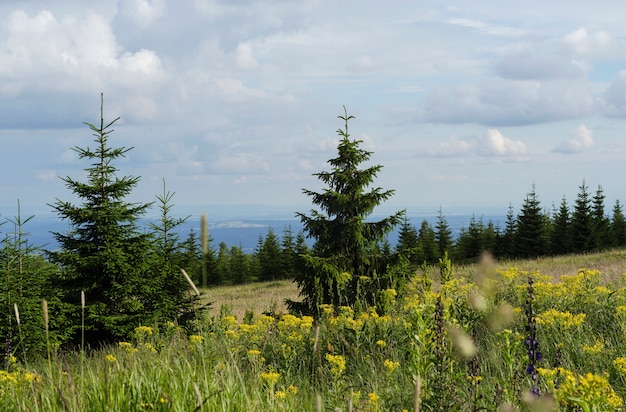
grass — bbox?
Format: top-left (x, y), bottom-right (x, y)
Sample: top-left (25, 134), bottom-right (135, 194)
top-left (202, 279), bottom-right (300, 320)
top-left (4, 249), bottom-right (626, 411)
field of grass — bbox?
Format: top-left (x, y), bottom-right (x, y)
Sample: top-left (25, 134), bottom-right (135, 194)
top-left (4, 249), bottom-right (626, 411)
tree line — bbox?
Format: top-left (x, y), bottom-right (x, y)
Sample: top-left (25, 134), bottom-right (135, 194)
top-left (396, 182), bottom-right (626, 266)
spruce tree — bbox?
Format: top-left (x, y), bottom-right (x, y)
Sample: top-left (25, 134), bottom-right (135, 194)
top-left (288, 107), bottom-right (404, 315)
top-left (434, 207), bottom-right (453, 258)
top-left (280, 226), bottom-right (296, 279)
top-left (396, 216), bottom-right (419, 265)
top-left (416, 220), bottom-right (438, 264)
top-left (48, 95), bottom-right (156, 344)
top-left (500, 204), bottom-right (517, 258)
top-left (515, 185), bottom-right (548, 258)
top-left (592, 185), bottom-right (610, 251)
top-left (147, 180), bottom-right (200, 327)
top-left (551, 196), bottom-right (572, 255)
top-left (258, 228), bottom-right (282, 282)
top-left (571, 181), bottom-right (593, 252)
top-left (610, 200), bottom-right (626, 248)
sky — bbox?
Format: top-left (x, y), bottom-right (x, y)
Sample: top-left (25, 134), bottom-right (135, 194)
top-left (1, 0), bottom-right (626, 220)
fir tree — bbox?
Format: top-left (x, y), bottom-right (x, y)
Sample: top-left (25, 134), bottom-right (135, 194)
top-left (230, 245), bottom-right (250, 284)
top-left (515, 186), bottom-right (548, 258)
top-left (571, 181), bottom-right (593, 252)
top-left (434, 207), bottom-right (453, 258)
top-left (214, 242), bottom-right (231, 285)
top-left (288, 107), bottom-right (404, 315)
top-left (500, 204), bottom-right (517, 258)
top-left (280, 226), bottom-right (296, 279)
top-left (610, 200), bottom-right (626, 248)
top-left (396, 216), bottom-right (419, 265)
top-left (257, 228), bottom-right (282, 282)
top-left (147, 180), bottom-right (201, 327)
top-left (416, 219), bottom-right (438, 264)
top-left (592, 185), bottom-right (610, 251)
top-left (48, 95), bottom-right (157, 344)
top-left (551, 196), bottom-right (572, 255)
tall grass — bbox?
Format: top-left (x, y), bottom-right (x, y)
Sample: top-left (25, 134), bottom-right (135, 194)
top-left (3, 250), bottom-right (626, 410)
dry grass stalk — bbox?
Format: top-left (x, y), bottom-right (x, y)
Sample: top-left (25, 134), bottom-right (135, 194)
top-left (181, 269), bottom-right (200, 296)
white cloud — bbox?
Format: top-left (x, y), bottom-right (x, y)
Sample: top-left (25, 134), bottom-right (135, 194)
top-left (429, 129), bottom-right (525, 157)
top-left (235, 42), bottom-right (259, 69)
top-left (553, 124), bottom-right (594, 153)
top-left (604, 71), bottom-right (626, 116)
top-left (118, 0), bottom-right (164, 27)
top-left (419, 78), bottom-right (595, 126)
top-left (563, 27), bottom-right (623, 59)
top-left (478, 129), bottom-right (526, 156)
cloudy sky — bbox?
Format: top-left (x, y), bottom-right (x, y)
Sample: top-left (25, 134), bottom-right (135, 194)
top-left (2, 0), bottom-right (626, 219)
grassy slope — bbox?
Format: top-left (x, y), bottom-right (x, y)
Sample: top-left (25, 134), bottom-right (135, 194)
top-left (202, 248), bottom-right (626, 320)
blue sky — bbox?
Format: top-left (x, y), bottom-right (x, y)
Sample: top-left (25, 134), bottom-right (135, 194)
top-left (1, 0), bottom-right (626, 219)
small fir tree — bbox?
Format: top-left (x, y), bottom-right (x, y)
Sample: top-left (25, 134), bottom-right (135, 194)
top-left (288, 107), bottom-right (404, 315)
top-left (147, 180), bottom-right (201, 328)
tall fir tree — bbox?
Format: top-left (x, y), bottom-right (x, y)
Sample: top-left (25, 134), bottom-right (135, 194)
top-left (288, 108), bottom-right (404, 315)
top-left (515, 185), bottom-right (548, 258)
top-left (48, 95), bottom-right (157, 344)
top-left (396, 216), bottom-right (419, 265)
top-left (610, 200), bottom-right (626, 248)
top-left (571, 181), bottom-right (593, 252)
top-left (434, 207), bottom-right (453, 258)
top-left (454, 214), bottom-right (484, 261)
top-left (551, 196), bottom-right (572, 255)
top-left (416, 219), bottom-right (438, 264)
top-left (591, 185), bottom-right (610, 251)
top-left (280, 226), bottom-right (296, 279)
top-left (257, 228), bottom-right (282, 282)
top-left (500, 204), bottom-right (517, 258)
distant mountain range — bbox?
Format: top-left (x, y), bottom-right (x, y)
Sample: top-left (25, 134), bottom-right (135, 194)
top-left (3, 213), bottom-right (507, 254)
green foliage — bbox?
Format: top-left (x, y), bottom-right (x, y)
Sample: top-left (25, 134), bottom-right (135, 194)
top-left (571, 180), bottom-right (594, 252)
top-left (515, 185), bottom-right (548, 258)
top-left (47, 95), bottom-right (182, 345)
top-left (0, 204), bottom-right (68, 358)
top-left (147, 180), bottom-right (203, 329)
top-left (551, 196), bottom-right (572, 255)
top-left (9, 259), bottom-right (626, 410)
top-left (257, 228), bottom-right (282, 282)
top-left (611, 200), bottom-right (626, 248)
top-left (435, 207), bottom-right (453, 257)
top-left (289, 107), bottom-right (404, 315)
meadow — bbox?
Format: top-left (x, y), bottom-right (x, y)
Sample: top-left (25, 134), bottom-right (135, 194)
top-left (3, 250), bottom-right (626, 411)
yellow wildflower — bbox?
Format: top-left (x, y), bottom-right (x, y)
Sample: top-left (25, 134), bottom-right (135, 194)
top-left (134, 325), bottom-right (153, 336)
top-left (260, 371), bottom-right (281, 386)
top-left (104, 354), bottom-right (117, 363)
top-left (248, 349), bottom-right (261, 357)
top-left (189, 335), bottom-right (204, 346)
top-left (614, 357), bottom-right (626, 375)
top-left (376, 340), bottom-right (387, 348)
top-left (582, 340), bottom-right (604, 355)
top-left (383, 359), bottom-right (400, 372)
top-left (325, 353), bottom-right (346, 377)
top-left (275, 391), bottom-right (287, 399)
top-left (536, 309), bottom-right (585, 329)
